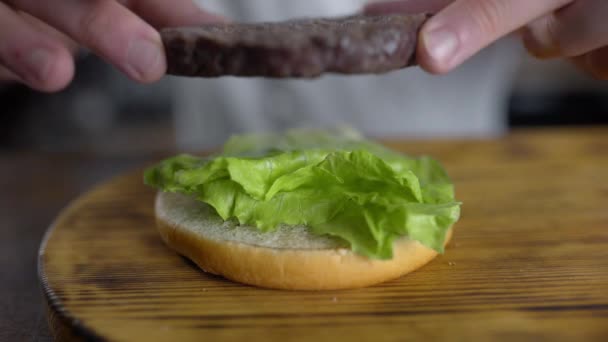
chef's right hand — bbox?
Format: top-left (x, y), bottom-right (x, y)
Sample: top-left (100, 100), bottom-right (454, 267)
top-left (0, 0), bottom-right (224, 92)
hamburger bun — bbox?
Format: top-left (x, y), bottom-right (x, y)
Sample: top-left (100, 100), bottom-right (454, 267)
top-left (156, 192), bottom-right (452, 290)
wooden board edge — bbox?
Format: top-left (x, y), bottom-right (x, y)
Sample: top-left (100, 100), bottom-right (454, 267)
top-left (39, 222), bottom-right (107, 341)
top-left (36, 178), bottom-right (129, 342)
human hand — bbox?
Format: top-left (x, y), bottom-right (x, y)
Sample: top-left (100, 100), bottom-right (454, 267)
top-left (366, 0), bottom-right (608, 80)
top-left (0, 0), bottom-right (224, 92)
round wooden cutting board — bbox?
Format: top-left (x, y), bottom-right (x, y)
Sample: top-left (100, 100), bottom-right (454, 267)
top-left (39, 133), bottom-right (608, 341)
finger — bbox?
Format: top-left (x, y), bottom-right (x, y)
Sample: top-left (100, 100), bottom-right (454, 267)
top-left (418, 0), bottom-right (573, 74)
top-left (0, 64), bottom-right (20, 82)
top-left (8, 0), bottom-right (165, 83)
top-left (365, 0), bottom-right (453, 15)
top-left (571, 47), bottom-right (608, 81)
top-left (0, 2), bottom-right (74, 92)
top-left (520, 15), bottom-right (558, 59)
top-left (120, 0), bottom-right (226, 28)
top-left (523, 0), bottom-right (608, 59)
top-left (19, 11), bottom-right (79, 55)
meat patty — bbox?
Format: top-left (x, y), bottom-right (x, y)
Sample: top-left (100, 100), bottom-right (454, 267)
top-left (161, 14), bottom-right (428, 78)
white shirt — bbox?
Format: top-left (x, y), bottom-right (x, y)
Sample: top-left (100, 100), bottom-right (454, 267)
top-left (172, 0), bottom-right (522, 149)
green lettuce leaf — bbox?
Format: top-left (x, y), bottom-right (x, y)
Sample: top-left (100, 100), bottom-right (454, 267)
top-left (144, 130), bottom-right (461, 259)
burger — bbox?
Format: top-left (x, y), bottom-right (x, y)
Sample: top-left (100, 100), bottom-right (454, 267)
top-left (144, 129), bottom-right (461, 290)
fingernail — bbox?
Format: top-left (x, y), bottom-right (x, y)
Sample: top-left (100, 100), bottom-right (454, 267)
top-left (127, 38), bottom-right (163, 81)
top-left (423, 27), bottom-right (460, 67)
top-left (26, 48), bottom-right (53, 82)
top-left (521, 22), bottom-right (557, 59)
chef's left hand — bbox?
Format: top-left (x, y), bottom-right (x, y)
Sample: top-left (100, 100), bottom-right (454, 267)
top-left (366, 0), bottom-right (608, 80)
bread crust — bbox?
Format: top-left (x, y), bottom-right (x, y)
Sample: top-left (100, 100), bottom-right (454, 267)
top-left (156, 192), bottom-right (452, 290)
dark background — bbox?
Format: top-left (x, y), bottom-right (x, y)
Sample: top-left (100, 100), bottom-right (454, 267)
top-left (2, 54), bottom-right (608, 154)
top-left (0, 54), bottom-right (606, 341)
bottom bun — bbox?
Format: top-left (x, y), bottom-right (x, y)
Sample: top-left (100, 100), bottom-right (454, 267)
top-left (156, 192), bottom-right (453, 290)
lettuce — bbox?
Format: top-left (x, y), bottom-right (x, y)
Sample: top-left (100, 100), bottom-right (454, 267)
top-left (144, 130), bottom-right (460, 259)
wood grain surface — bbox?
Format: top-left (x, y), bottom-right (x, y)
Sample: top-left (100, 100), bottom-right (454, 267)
top-left (40, 128), bottom-right (608, 341)
top-left (0, 152), bottom-right (160, 342)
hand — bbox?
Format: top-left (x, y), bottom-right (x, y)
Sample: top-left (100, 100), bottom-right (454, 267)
top-left (0, 0), bottom-right (224, 92)
top-left (366, 0), bottom-right (608, 80)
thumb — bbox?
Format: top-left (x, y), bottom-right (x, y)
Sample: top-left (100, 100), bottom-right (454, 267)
top-left (418, 0), bottom-right (573, 74)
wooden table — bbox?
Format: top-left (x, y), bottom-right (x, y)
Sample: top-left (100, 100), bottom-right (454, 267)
top-left (5, 127), bottom-right (608, 341)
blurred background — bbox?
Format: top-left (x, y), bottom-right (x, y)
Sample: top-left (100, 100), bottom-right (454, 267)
top-left (2, 53), bottom-right (608, 155)
top-left (2, 0), bottom-right (608, 155)
top-left (0, 0), bottom-right (608, 155)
